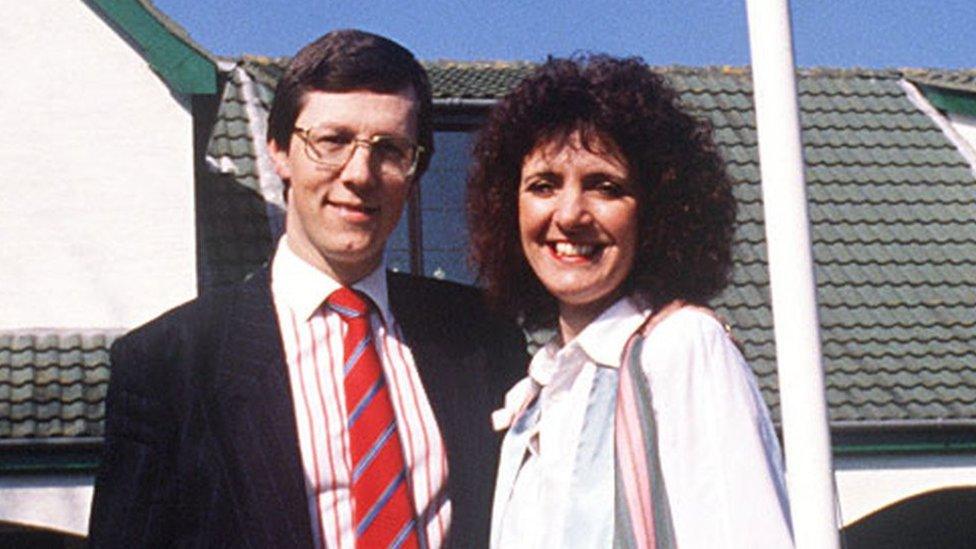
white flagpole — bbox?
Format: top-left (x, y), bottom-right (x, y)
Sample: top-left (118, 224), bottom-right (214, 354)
top-left (743, 1), bottom-right (840, 547)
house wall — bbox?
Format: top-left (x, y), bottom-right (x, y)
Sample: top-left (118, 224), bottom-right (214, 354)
top-left (5, 453), bottom-right (975, 537)
top-left (0, 475), bottom-right (94, 536)
top-left (946, 113), bottom-right (976, 164)
top-left (0, 1), bottom-right (197, 330)
top-left (834, 453), bottom-right (976, 525)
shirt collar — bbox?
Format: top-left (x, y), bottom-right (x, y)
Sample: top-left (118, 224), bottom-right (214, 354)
top-left (574, 296), bottom-right (649, 366)
top-left (531, 295), bottom-right (649, 380)
top-left (270, 236), bottom-right (394, 325)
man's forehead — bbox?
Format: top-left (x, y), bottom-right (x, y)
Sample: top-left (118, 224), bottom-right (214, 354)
top-left (294, 87), bottom-right (419, 130)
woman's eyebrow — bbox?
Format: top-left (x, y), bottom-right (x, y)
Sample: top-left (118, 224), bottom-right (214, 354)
top-left (520, 168), bottom-right (559, 181)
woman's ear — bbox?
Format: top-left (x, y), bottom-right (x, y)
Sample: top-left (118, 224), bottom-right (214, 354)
top-left (268, 139), bottom-right (292, 180)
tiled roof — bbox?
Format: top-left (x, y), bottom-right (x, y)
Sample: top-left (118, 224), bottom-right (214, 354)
top-left (0, 331), bottom-right (119, 440)
top-left (200, 60), bottom-right (976, 428)
top-left (665, 67), bottom-right (976, 425)
top-left (426, 61), bottom-right (537, 99)
top-left (10, 61), bottom-right (969, 445)
top-left (200, 59), bottom-right (278, 290)
top-left (903, 68), bottom-right (976, 94)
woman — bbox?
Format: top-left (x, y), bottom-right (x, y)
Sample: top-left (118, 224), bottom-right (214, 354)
top-left (467, 56), bottom-right (793, 548)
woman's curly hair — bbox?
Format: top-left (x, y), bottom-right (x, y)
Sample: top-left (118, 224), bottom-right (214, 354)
top-left (466, 55), bottom-right (737, 329)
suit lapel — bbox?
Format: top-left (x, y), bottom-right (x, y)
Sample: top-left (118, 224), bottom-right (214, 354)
top-left (210, 269), bottom-right (314, 548)
top-left (386, 274), bottom-right (460, 454)
top-left (387, 273), bottom-right (503, 544)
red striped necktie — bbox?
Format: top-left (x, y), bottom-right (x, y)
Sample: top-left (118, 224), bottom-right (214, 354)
top-left (327, 288), bottom-right (419, 549)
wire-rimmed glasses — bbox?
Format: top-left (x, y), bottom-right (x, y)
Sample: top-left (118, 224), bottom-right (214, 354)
top-left (292, 126), bottom-right (424, 180)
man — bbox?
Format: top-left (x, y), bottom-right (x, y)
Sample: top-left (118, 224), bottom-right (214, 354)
top-left (89, 30), bottom-right (526, 548)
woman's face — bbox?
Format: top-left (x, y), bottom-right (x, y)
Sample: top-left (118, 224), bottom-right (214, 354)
top-left (518, 130), bottom-right (640, 327)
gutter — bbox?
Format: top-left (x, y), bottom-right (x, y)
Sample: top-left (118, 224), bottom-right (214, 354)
top-left (0, 438), bottom-right (102, 474)
top-left (830, 419), bottom-right (976, 432)
top-left (829, 419), bottom-right (976, 456)
top-left (433, 98), bottom-right (498, 108)
top-left (3, 417), bottom-right (976, 474)
top-left (0, 437), bottom-right (103, 449)
top-left (833, 441), bottom-right (976, 455)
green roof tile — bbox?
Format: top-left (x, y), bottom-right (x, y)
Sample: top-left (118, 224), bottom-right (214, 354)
top-left (0, 331), bottom-right (119, 440)
top-left (12, 61), bottom-right (973, 447)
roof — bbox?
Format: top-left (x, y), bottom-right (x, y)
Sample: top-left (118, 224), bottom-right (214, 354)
top-left (903, 68), bottom-right (976, 94)
top-left (89, 0), bottom-right (217, 94)
top-left (204, 59), bottom-right (976, 430)
top-left (4, 61), bottom-right (975, 454)
top-left (199, 60), bottom-right (277, 290)
top-left (0, 331), bottom-right (118, 441)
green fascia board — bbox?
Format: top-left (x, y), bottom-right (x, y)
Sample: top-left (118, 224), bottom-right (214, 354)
top-left (91, 0), bottom-right (216, 94)
top-left (834, 441), bottom-right (976, 456)
top-left (919, 84), bottom-right (976, 118)
top-left (831, 427), bottom-right (976, 456)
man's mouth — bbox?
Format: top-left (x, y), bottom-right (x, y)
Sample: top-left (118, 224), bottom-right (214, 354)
top-left (328, 201), bottom-right (379, 219)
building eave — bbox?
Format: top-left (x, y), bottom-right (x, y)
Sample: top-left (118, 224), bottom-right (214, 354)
top-left (89, 0), bottom-right (217, 94)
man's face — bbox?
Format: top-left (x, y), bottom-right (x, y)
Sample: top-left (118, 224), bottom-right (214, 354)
top-left (270, 88), bottom-right (419, 284)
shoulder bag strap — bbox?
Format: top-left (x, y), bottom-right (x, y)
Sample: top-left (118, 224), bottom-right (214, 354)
top-left (612, 300), bottom-right (685, 548)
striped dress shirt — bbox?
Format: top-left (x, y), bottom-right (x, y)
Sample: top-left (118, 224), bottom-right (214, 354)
top-left (271, 238), bottom-right (451, 548)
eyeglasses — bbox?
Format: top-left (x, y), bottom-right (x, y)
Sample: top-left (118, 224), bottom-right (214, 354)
top-left (292, 126), bottom-right (424, 179)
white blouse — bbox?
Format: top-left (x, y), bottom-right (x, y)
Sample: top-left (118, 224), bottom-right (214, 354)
top-left (491, 297), bottom-right (793, 548)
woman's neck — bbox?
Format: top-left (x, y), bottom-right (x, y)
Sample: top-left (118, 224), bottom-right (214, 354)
top-left (557, 292), bottom-right (625, 344)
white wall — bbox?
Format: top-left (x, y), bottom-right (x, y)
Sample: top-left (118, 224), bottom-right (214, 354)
top-left (6, 453), bottom-right (975, 536)
top-left (0, 474), bottom-right (94, 536)
top-left (947, 112), bottom-right (976, 162)
top-left (0, 1), bottom-right (197, 330)
top-left (834, 453), bottom-right (976, 525)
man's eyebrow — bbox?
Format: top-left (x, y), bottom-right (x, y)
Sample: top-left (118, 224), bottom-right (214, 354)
top-left (305, 122), bottom-right (349, 131)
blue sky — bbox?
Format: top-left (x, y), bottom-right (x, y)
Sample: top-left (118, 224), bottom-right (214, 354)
top-left (154, 0), bottom-right (975, 69)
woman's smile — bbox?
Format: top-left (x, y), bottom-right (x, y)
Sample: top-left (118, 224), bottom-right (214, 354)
top-left (518, 130), bottom-right (640, 336)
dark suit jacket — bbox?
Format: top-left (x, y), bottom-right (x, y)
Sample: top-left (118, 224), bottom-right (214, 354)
top-left (89, 268), bottom-right (526, 548)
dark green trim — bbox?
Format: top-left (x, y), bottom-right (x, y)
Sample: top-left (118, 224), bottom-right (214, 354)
top-left (831, 427), bottom-right (976, 456)
top-left (0, 459), bottom-right (99, 474)
top-left (919, 84), bottom-right (976, 117)
top-left (0, 439), bottom-right (101, 474)
top-left (834, 441), bottom-right (976, 456)
top-left (90, 0), bottom-right (216, 94)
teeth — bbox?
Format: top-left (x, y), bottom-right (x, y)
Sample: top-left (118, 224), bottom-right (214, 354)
top-left (553, 242), bottom-right (595, 257)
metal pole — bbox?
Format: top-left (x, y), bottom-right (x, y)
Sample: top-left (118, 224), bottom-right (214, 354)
top-left (743, 0), bottom-right (840, 547)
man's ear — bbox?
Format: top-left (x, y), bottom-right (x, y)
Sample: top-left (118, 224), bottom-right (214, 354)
top-left (268, 139), bottom-right (292, 180)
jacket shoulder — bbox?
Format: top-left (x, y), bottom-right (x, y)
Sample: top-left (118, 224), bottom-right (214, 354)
top-left (387, 271), bottom-right (527, 373)
top-left (109, 273), bottom-right (265, 391)
top-left (386, 272), bottom-right (500, 330)
top-left (387, 271), bottom-right (482, 302)
top-left (115, 285), bottom-right (229, 354)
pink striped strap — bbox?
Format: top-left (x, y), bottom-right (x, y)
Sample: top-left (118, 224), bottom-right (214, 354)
top-left (615, 300), bottom-right (732, 548)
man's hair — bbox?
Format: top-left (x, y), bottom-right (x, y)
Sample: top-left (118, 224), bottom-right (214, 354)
top-left (466, 55), bottom-right (737, 329)
top-left (267, 29), bottom-right (434, 178)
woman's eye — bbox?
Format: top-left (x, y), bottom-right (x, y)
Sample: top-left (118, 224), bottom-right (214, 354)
top-left (594, 180), bottom-right (626, 197)
top-left (523, 180), bottom-right (555, 195)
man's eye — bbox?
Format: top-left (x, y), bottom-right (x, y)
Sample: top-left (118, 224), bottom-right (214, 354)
top-left (373, 139), bottom-right (408, 160)
top-left (314, 133), bottom-right (349, 147)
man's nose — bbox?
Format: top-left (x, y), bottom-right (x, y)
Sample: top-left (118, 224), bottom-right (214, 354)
top-left (339, 143), bottom-right (376, 188)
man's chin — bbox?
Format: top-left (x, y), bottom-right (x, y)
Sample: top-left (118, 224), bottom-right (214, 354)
top-left (315, 245), bottom-right (385, 282)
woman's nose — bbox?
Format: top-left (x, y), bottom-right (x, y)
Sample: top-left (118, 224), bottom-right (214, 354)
top-left (553, 189), bottom-right (592, 228)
